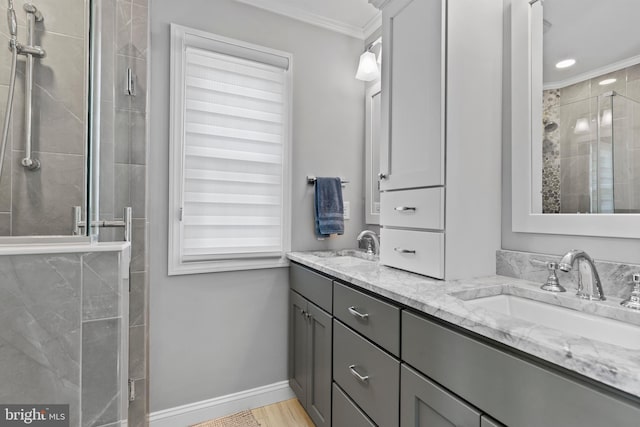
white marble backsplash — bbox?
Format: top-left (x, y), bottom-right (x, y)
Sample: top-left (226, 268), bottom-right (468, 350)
top-left (496, 249), bottom-right (640, 299)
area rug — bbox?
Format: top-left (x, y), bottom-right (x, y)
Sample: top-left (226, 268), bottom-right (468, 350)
top-left (191, 410), bottom-right (261, 427)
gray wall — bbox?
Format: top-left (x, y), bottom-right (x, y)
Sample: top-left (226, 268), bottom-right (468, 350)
top-left (501, 0), bottom-right (640, 264)
top-left (149, 0), bottom-right (365, 412)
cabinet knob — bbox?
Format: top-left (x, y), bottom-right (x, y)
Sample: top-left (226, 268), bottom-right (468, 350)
top-left (348, 365), bottom-right (369, 383)
top-left (378, 173), bottom-right (387, 180)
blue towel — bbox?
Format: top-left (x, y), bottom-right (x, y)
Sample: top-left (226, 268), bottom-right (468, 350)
top-left (314, 177), bottom-right (344, 237)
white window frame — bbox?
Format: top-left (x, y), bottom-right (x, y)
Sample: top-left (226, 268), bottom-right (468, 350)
top-left (168, 24), bottom-right (292, 275)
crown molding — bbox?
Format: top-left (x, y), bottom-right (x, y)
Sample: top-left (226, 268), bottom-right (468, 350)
top-left (363, 13), bottom-right (382, 40)
top-left (369, 0), bottom-right (391, 10)
top-left (235, 0), bottom-right (378, 39)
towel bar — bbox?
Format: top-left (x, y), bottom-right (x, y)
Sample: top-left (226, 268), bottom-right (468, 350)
top-left (307, 175), bottom-right (349, 185)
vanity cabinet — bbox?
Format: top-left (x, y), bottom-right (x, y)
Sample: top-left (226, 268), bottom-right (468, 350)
top-left (402, 310), bottom-right (640, 427)
top-left (289, 265), bottom-right (333, 427)
top-left (289, 263), bottom-right (640, 427)
top-left (377, 0), bottom-right (502, 280)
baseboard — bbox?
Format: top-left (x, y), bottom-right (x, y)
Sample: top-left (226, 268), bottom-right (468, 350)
top-left (149, 380), bottom-right (295, 427)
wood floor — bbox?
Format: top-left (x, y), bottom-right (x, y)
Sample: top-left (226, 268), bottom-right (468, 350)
top-left (251, 398), bottom-right (315, 427)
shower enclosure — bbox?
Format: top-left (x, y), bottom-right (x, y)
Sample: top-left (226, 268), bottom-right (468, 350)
top-left (542, 87), bottom-right (640, 214)
top-left (0, 0), bottom-right (149, 426)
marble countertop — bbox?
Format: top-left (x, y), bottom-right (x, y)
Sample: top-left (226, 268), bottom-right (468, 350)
top-left (287, 250), bottom-right (640, 399)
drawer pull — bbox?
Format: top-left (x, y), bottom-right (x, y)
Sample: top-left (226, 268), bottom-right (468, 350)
top-left (394, 248), bottom-right (416, 254)
top-left (348, 365), bottom-right (369, 383)
top-left (348, 306), bottom-right (369, 319)
top-left (394, 206), bottom-right (416, 212)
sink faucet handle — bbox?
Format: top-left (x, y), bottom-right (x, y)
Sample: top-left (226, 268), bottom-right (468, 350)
top-left (621, 273), bottom-right (640, 310)
top-left (541, 261), bottom-right (566, 293)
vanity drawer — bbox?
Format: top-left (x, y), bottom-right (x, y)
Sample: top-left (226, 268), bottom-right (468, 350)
top-left (290, 263), bottom-right (333, 313)
top-left (380, 228), bottom-right (444, 279)
top-left (333, 320), bottom-right (400, 427)
top-left (333, 282), bottom-right (400, 357)
top-left (332, 383), bottom-right (375, 427)
top-left (380, 187), bottom-right (444, 230)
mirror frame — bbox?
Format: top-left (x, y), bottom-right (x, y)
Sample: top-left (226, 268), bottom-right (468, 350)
top-left (365, 81), bottom-right (381, 225)
top-left (511, 0), bottom-right (640, 238)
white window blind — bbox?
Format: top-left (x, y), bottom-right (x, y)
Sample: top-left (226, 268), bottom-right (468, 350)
top-left (169, 25), bottom-right (292, 275)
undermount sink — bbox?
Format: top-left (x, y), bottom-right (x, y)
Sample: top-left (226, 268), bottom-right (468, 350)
top-left (463, 294), bottom-right (640, 350)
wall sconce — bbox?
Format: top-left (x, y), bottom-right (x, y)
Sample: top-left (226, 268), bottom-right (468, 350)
top-left (356, 37), bottom-right (382, 81)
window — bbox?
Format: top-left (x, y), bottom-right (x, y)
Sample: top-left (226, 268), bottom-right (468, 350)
top-left (169, 25), bottom-right (292, 275)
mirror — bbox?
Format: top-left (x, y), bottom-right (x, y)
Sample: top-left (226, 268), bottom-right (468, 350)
top-left (539, 0), bottom-right (640, 214)
top-left (365, 81), bottom-right (381, 225)
top-left (511, 0), bottom-right (640, 238)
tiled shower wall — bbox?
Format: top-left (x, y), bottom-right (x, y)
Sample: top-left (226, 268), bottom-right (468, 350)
top-left (0, 0), bottom-right (87, 235)
top-left (99, 0), bottom-right (148, 425)
top-left (0, 249), bottom-right (129, 427)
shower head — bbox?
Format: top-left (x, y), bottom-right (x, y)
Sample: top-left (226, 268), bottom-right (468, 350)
top-left (544, 121), bottom-right (558, 132)
top-left (6, 0), bottom-right (17, 38)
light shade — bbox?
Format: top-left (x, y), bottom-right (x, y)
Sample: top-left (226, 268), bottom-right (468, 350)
top-left (356, 51), bottom-right (380, 81)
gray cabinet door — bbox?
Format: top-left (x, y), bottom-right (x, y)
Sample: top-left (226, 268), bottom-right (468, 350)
top-left (307, 302), bottom-right (332, 427)
top-left (401, 364), bottom-right (481, 427)
top-left (289, 290), bottom-right (308, 404)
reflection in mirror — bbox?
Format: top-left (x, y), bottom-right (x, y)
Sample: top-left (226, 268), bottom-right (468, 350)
top-left (539, 0), bottom-right (640, 214)
top-left (365, 81), bottom-right (381, 224)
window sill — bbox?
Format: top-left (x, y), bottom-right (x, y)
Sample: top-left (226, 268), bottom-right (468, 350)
top-left (168, 256), bottom-right (290, 276)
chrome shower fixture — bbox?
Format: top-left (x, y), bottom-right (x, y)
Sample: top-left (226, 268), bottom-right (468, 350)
top-left (13, 3), bottom-right (45, 172)
top-left (7, 0), bottom-right (17, 38)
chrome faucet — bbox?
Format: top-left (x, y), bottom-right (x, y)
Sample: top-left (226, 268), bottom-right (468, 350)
top-left (357, 230), bottom-right (380, 256)
top-left (558, 250), bottom-right (606, 301)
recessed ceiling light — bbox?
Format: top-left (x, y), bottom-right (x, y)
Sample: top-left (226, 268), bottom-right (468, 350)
top-left (555, 59), bottom-right (576, 69)
top-left (599, 78), bottom-right (617, 86)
